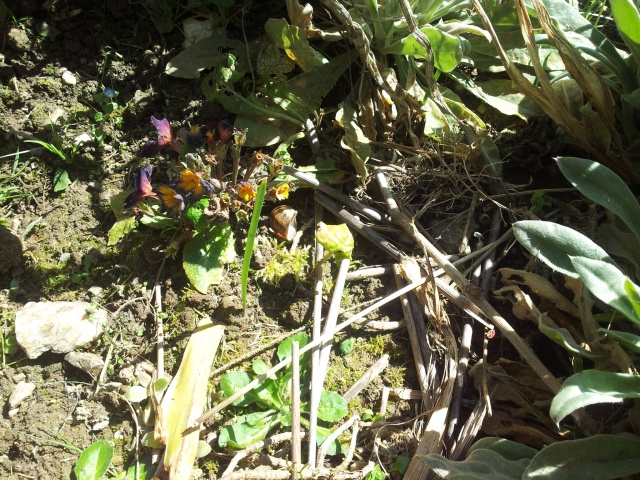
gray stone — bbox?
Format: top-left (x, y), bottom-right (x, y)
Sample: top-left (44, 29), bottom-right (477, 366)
top-left (64, 351), bottom-right (104, 378)
top-left (8, 381), bottom-right (35, 408)
top-left (15, 301), bottom-right (109, 359)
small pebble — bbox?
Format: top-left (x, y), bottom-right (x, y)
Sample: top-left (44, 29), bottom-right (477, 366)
top-left (61, 70), bottom-right (77, 85)
top-left (8, 381), bottom-right (36, 409)
top-left (88, 286), bottom-right (103, 297)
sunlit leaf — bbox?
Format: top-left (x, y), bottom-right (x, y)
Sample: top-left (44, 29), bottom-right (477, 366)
top-left (513, 220), bottom-right (615, 278)
top-left (556, 157), bottom-right (640, 240)
top-left (265, 18), bottom-right (326, 71)
top-left (382, 26), bottom-right (463, 72)
top-left (524, 434), bottom-right (640, 479)
top-left (550, 370), bottom-right (640, 424)
top-left (570, 256), bottom-right (640, 325)
top-left (599, 328), bottom-right (640, 353)
top-left (166, 36), bottom-right (245, 78)
top-left (538, 315), bottom-right (604, 359)
top-left (74, 440), bottom-right (114, 480)
top-left (183, 225), bottom-right (235, 293)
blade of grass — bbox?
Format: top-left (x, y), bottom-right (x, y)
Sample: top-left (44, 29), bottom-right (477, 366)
top-left (241, 180), bottom-right (268, 312)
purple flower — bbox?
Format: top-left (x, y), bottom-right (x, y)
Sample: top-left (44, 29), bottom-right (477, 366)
top-left (125, 165), bottom-right (156, 208)
top-left (139, 116), bottom-right (182, 158)
top-left (152, 116), bottom-right (174, 146)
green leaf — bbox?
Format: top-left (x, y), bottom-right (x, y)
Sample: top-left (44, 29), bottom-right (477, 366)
top-left (447, 71), bottom-right (542, 119)
top-left (183, 225), bottom-right (236, 293)
top-left (556, 157), bottom-right (640, 240)
top-left (382, 26), bottom-right (463, 72)
top-left (599, 328), bottom-right (640, 353)
top-left (339, 338), bottom-right (356, 355)
top-left (513, 220), bottom-right (615, 278)
top-left (184, 199), bottom-right (210, 232)
top-left (124, 385), bottom-right (148, 403)
top-left (625, 278), bottom-right (640, 319)
top-left (550, 370), bottom-right (640, 424)
top-left (124, 453), bottom-right (153, 480)
top-left (277, 332), bottom-right (311, 362)
top-left (317, 391), bottom-right (348, 422)
top-left (242, 180), bottom-right (267, 311)
top-left (220, 371), bottom-right (259, 406)
top-left (53, 168), bottom-right (69, 192)
top-left (335, 99), bottom-right (371, 180)
top-left (420, 438), bottom-right (533, 479)
top-left (218, 411), bottom-right (279, 449)
top-left (609, 0), bottom-right (640, 44)
top-left (265, 18), bottom-right (327, 72)
top-left (166, 36), bottom-right (245, 78)
top-left (538, 315), bottom-right (604, 360)
top-left (570, 257), bottom-right (640, 325)
top-left (107, 216), bottom-right (137, 246)
top-left (524, 434), bottom-right (640, 479)
top-left (74, 440), bottom-right (114, 480)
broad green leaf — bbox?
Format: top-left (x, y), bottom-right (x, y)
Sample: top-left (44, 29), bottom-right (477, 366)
top-left (467, 437), bottom-right (539, 460)
top-left (220, 371), bottom-right (258, 406)
top-left (556, 157), bottom-right (640, 239)
top-left (382, 26), bottom-right (463, 72)
top-left (108, 216), bottom-right (137, 246)
top-left (335, 99), bottom-right (371, 180)
top-left (184, 199), bottom-right (210, 232)
top-left (196, 440), bottom-right (212, 459)
top-left (139, 213), bottom-right (176, 230)
top-left (513, 220), bottom-right (615, 278)
top-left (597, 223), bottom-right (640, 279)
top-left (421, 445), bottom-right (532, 479)
top-left (53, 167), bottom-right (69, 192)
top-left (599, 328), bottom-right (640, 353)
top-left (218, 411), bottom-right (279, 449)
top-left (74, 440), bottom-right (114, 480)
top-left (265, 18), bottom-right (326, 71)
top-left (277, 332), bottom-right (311, 362)
top-left (625, 278), bottom-right (640, 319)
top-left (447, 71), bottom-right (542, 119)
top-left (124, 453), bottom-right (153, 480)
top-left (317, 391), bottom-right (348, 422)
top-left (610, 0), bottom-right (640, 44)
top-left (165, 36), bottom-right (245, 78)
top-left (316, 222), bottom-right (355, 258)
top-left (183, 225), bottom-right (235, 293)
top-left (242, 180), bottom-right (267, 310)
top-left (570, 256), bottom-right (640, 325)
top-left (550, 370), bottom-right (640, 424)
top-left (538, 315), bottom-right (604, 360)
top-left (124, 385), bottom-right (148, 403)
top-left (316, 425), bottom-right (347, 456)
top-left (524, 434), bottom-right (640, 479)
top-left (234, 116), bottom-right (302, 148)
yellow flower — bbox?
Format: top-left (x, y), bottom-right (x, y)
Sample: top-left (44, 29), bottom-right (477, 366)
top-left (274, 183), bottom-right (290, 201)
top-left (237, 182), bottom-right (257, 202)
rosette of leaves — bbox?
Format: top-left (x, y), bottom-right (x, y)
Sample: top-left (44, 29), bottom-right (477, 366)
top-left (218, 333), bottom-right (348, 452)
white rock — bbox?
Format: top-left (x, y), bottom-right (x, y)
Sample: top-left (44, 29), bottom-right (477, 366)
top-left (65, 351), bottom-right (104, 378)
top-left (15, 301), bottom-right (109, 359)
top-left (61, 70), bottom-right (77, 85)
top-left (8, 381), bottom-right (35, 408)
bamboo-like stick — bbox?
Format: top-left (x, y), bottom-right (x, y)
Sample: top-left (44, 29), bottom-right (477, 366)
top-left (308, 202), bottom-right (324, 468)
top-left (291, 341), bottom-right (301, 478)
top-left (393, 264), bottom-right (431, 406)
top-left (342, 354), bottom-right (389, 403)
top-left (283, 165), bottom-right (390, 225)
